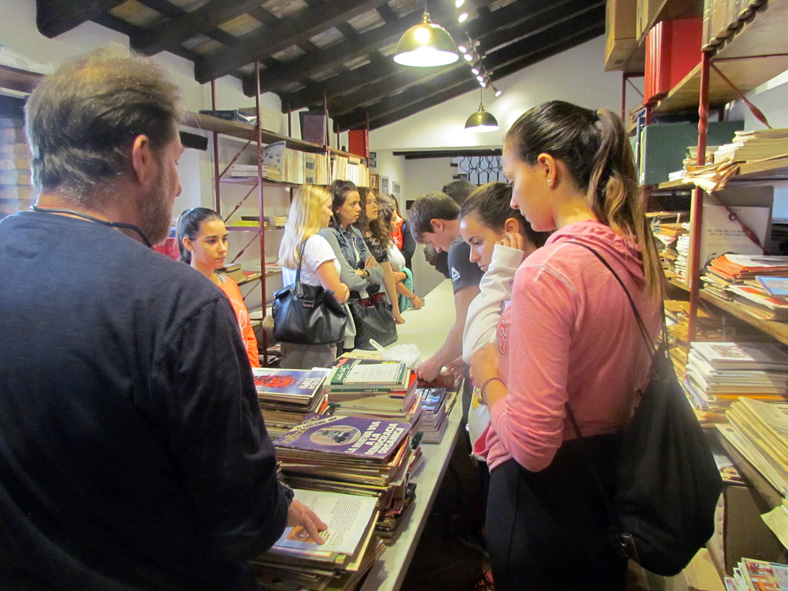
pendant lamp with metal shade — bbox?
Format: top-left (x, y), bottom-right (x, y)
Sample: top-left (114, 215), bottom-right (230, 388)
top-left (465, 88), bottom-right (499, 132)
top-left (393, 3), bottom-right (459, 67)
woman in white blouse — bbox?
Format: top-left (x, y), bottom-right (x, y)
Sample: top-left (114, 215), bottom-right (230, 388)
top-left (278, 185), bottom-right (350, 369)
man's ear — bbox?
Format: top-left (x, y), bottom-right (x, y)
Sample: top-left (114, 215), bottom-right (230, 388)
top-left (131, 134), bottom-right (155, 187)
top-left (430, 219), bottom-right (444, 233)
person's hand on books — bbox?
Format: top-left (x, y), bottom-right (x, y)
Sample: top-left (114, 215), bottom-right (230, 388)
top-left (497, 231), bottom-right (525, 252)
top-left (415, 355), bottom-right (443, 382)
top-left (287, 499), bottom-right (328, 544)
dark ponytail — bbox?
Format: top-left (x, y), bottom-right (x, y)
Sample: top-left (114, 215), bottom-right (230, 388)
top-left (505, 101), bottom-right (663, 299)
top-left (176, 207), bottom-right (222, 264)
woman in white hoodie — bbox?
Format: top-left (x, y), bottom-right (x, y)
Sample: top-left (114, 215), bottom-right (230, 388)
top-left (460, 182), bottom-right (550, 455)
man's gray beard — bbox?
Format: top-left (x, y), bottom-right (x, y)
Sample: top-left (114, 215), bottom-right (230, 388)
top-left (140, 166), bottom-right (174, 246)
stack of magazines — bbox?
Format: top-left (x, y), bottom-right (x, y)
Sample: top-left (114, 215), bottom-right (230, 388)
top-left (252, 367), bottom-right (330, 438)
top-left (273, 413), bottom-right (417, 540)
top-left (414, 386), bottom-right (452, 443)
top-left (684, 342), bottom-right (788, 414)
top-left (252, 488), bottom-right (385, 591)
top-left (324, 358), bottom-right (422, 425)
top-left (724, 557), bottom-right (788, 590)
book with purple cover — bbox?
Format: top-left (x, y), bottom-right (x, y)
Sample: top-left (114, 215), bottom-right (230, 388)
top-left (273, 414), bottom-right (411, 460)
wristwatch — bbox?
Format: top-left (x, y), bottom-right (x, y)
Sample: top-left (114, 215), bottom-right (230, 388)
top-left (280, 482), bottom-right (295, 505)
top-left (361, 269), bottom-right (370, 278)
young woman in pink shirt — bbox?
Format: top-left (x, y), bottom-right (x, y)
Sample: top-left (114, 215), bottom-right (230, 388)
top-left (470, 101), bottom-right (664, 590)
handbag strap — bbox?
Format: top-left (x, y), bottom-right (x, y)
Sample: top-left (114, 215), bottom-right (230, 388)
top-left (293, 238), bottom-right (309, 295)
top-left (562, 240), bottom-right (662, 547)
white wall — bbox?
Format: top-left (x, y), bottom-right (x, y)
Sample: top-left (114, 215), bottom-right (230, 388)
top-left (369, 36), bottom-right (642, 151)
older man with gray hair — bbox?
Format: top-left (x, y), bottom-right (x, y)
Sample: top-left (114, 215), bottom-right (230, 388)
top-left (0, 45), bottom-right (324, 590)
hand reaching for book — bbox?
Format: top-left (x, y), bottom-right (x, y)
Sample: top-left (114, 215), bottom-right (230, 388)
top-left (288, 499), bottom-right (328, 544)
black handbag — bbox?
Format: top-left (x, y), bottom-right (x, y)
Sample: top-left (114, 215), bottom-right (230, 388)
top-left (272, 240), bottom-right (347, 345)
top-left (566, 242), bottom-right (722, 576)
top-left (348, 292), bottom-right (397, 350)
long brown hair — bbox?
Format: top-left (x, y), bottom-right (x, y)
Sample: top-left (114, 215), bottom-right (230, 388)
top-left (355, 187), bottom-right (390, 247)
top-left (505, 100), bottom-right (663, 299)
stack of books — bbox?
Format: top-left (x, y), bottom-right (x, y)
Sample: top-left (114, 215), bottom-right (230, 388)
top-left (414, 386), bottom-right (451, 444)
top-left (675, 230), bottom-right (691, 281)
top-left (714, 128), bottom-right (788, 164)
top-left (324, 358), bottom-right (421, 425)
top-left (718, 398), bottom-right (788, 499)
top-left (703, 255), bottom-right (788, 320)
top-left (252, 488), bottom-right (386, 591)
top-left (253, 367), bottom-right (329, 438)
top-left (227, 163), bottom-right (263, 178)
top-left (722, 557), bottom-right (788, 590)
top-left (273, 413), bottom-right (417, 541)
top-left (652, 221), bottom-right (688, 278)
top-left (684, 342), bottom-right (788, 414)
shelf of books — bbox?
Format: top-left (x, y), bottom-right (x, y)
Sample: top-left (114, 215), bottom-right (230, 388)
top-left (633, 2), bottom-right (788, 574)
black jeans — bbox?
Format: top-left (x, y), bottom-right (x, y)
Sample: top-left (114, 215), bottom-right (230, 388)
top-left (486, 436), bottom-right (627, 591)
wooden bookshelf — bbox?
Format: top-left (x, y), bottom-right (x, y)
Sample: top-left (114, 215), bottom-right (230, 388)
top-left (653, 54), bottom-right (788, 113)
top-left (699, 290), bottom-right (788, 347)
top-left (657, 157), bottom-right (788, 190)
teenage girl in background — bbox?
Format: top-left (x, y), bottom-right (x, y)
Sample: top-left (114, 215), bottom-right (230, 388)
top-left (470, 101), bottom-right (664, 590)
top-left (177, 207), bottom-right (260, 368)
top-left (355, 187), bottom-right (405, 324)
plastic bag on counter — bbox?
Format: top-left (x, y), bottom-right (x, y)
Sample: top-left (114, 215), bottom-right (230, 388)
top-left (368, 339), bottom-right (422, 369)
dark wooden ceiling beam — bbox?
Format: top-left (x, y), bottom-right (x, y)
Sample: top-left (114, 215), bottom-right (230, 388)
top-left (36, 0), bottom-right (126, 38)
top-left (328, 61), bottom-right (467, 117)
top-left (196, 0), bottom-right (388, 84)
top-left (335, 14), bottom-right (605, 131)
top-left (91, 12), bottom-right (202, 62)
top-left (289, 0), bottom-right (601, 116)
top-left (131, 0), bottom-right (266, 56)
top-left (244, 2), bottom-right (468, 96)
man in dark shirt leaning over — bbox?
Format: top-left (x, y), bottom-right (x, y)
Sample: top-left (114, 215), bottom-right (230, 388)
top-left (0, 45), bottom-right (324, 591)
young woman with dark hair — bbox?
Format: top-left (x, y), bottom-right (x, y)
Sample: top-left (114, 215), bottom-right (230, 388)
top-left (177, 207), bottom-right (260, 368)
top-left (355, 187), bottom-right (405, 324)
top-left (470, 101), bottom-right (664, 590)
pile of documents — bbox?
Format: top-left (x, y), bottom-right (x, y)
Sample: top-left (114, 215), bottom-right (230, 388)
top-left (717, 398), bottom-right (788, 499)
top-left (714, 128), bottom-right (788, 164)
top-left (684, 341), bottom-right (788, 414)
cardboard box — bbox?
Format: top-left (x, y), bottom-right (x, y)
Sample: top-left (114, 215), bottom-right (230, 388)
top-left (707, 483), bottom-right (785, 575)
top-left (605, 0), bottom-right (638, 71)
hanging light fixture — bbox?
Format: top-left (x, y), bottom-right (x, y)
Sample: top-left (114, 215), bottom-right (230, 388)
top-left (393, 3), bottom-right (459, 67)
top-left (465, 88), bottom-right (499, 133)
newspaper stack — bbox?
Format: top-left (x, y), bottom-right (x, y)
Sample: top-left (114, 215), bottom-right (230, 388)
top-left (684, 342), bottom-right (788, 414)
top-left (718, 398), bottom-right (788, 499)
top-left (252, 488), bottom-right (386, 591)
